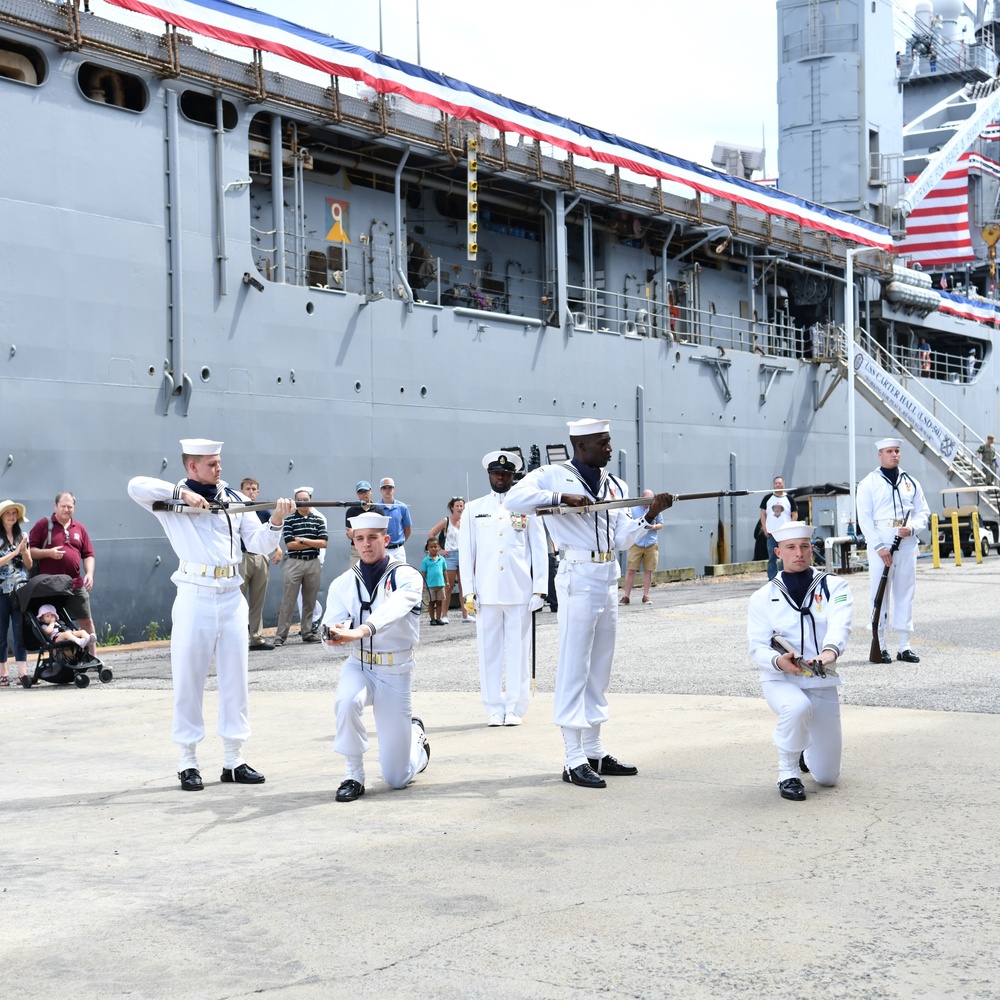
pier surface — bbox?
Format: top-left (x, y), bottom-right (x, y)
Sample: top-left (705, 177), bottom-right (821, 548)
top-left (3, 562), bottom-right (998, 999)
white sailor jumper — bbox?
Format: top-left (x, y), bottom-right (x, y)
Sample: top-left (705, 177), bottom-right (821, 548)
top-left (128, 477), bottom-right (283, 750)
top-left (321, 560), bottom-right (427, 788)
top-left (855, 468), bottom-right (930, 648)
top-left (506, 463), bottom-right (650, 763)
top-left (747, 571), bottom-right (853, 784)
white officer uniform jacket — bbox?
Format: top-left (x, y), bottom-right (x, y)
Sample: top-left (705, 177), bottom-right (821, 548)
top-left (459, 491), bottom-right (548, 604)
top-left (505, 463), bottom-right (650, 580)
top-left (856, 468), bottom-right (930, 552)
top-left (747, 571), bottom-right (853, 689)
top-left (321, 559), bottom-right (422, 664)
top-left (128, 477), bottom-right (282, 584)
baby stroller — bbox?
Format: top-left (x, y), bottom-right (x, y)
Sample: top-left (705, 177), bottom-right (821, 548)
top-left (16, 574), bottom-right (112, 688)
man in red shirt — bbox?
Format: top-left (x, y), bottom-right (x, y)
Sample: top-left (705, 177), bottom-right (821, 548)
top-left (29, 492), bottom-right (96, 646)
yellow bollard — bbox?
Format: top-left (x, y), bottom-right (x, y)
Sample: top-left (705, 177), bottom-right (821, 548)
top-left (972, 510), bottom-right (983, 563)
top-left (950, 512), bottom-right (962, 566)
top-left (931, 513), bottom-right (940, 568)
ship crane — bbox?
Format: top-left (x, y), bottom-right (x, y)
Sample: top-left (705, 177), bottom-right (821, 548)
top-left (897, 76), bottom-right (1000, 219)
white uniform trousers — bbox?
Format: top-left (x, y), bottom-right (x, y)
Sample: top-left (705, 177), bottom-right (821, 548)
top-left (868, 538), bottom-right (918, 648)
top-left (761, 681), bottom-right (842, 786)
top-left (333, 656), bottom-right (426, 788)
top-left (554, 563), bottom-right (617, 743)
top-left (476, 603), bottom-right (531, 719)
top-left (170, 582), bottom-right (251, 748)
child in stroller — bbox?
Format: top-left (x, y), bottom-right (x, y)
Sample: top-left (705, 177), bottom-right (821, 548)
top-left (36, 604), bottom-right (96, 653)
top-left (17, 574), bottom-right (112, 688)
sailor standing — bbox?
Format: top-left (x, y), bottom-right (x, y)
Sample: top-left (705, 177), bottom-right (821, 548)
top-left (128, 439), bottom-right (294, 791)
top-left (321, 512), bottom-right (430, 802)
top-left (505, 419), bottom-right (673, 788)
top-left (459, 451), bottom-right (549, 727)
top-left (747, 522), bottom-right (853, 801)
top-left (855, 437), bottom-right (930, 663)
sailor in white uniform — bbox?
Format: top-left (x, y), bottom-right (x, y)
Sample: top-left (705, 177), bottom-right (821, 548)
top-left (506, 418), bottom-right (673, 788)
top-left (321, 512), bottom-right (430, 802)
top-left (747, 522), bottom-right (853, 801)
top-left (855, 437), bottom-right (930, 663)
top-left (128, 439), bottom-right (293, 791)
top-left (460, 451), bottom-right (549, 727)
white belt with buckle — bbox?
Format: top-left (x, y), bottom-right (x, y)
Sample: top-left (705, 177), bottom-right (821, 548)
top-left (562, 549), bottom-right (615, 564)
top-left (179, 561), bottom-right (238, 579)
top-left (359, 650), bottom-right (413, 666)
top-left (885, 519), bottom-right (905, 527)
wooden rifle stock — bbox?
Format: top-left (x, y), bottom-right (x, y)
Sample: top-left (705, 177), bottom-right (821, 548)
top-left (869, 511), bottom-right (911, 663)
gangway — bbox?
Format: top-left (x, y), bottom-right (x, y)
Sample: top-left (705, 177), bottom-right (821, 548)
top-left (819, 328), bottom-right (998, 518)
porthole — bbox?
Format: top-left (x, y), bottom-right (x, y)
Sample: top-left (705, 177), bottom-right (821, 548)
top-left (0, 38), bottom-right (46, 86)
top-left (78, 62), bottom-right (148, 112)
top-left (420, 386), bottom-right (427, 397)
top-left (180, 89), bottom-right (238, 130)
top-left (200, 367), bottom-right (211, 382)
top-left (306, 302), bottom-right (315, 315)
top-left (355, 381), bottom-right (362, 392)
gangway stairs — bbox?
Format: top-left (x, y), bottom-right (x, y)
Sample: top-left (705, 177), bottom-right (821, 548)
top-left (820, 329), bottom-right (998, 517)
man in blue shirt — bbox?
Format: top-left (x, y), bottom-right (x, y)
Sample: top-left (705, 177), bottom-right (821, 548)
top-left (378, 477), bottom-right (412, 563)
top-left (619, 489), bottom-right (663, 605)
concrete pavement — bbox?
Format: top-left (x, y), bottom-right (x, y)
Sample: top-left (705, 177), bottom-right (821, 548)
top-left (3, 560), bottom-right (999, 998)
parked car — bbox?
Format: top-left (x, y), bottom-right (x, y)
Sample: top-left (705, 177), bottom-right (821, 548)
top-left (936, 487), bottom-right (999, 558)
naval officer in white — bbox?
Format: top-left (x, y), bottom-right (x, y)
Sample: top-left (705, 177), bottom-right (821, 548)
top-left (128, 439), bottom-right (294, 791)
top-left (460, 451), bottom-right (549, 727)
top-left (855, 437), bottom-right (930, 663)
top-left (505, 419), bottom-right (673, 788)
top-left (747, 521), bottom-right (853, 801)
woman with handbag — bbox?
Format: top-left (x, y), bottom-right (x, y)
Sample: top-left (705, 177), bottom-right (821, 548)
top-left (0, 499), bottom-right (33, 685)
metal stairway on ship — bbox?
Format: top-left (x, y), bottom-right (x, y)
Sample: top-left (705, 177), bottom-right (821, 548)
top-left (816, 330), bottom-right (998, 516)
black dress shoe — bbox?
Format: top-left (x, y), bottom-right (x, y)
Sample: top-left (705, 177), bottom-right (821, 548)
top-left (178, 768), bottom-right (203, 792)
top-left (587, 754), bottom-right (638, 776)
top-left (562, 763), bottom-right (606, 788)
top-left (896, 649), bottom-right (920, 663)
top-left (336, 778), bottom-right (365, 802)
top-left (880, 649), bottom-right (892, 664)
top-left (249, 641), bottom-right (274, 651)
top-left (799, 752), bottom-right (810, 774)
top-left (778, 777), bottom-right (806, 801)
top-left (412, 717), bottom-right (430, 770)
top-left (221, 763), bottom-right (265, 784)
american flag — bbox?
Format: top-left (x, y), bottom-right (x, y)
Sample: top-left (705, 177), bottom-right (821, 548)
top-left (895, 149), bottom-right (1000, 266)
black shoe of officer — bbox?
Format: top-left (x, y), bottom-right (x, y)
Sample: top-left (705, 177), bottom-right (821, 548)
top-left (778, 777), bottom-right (806, 801)
top-left (880, 649), bottom-right (892, 664)
top-left (896, 649), bottom-right (920, 663)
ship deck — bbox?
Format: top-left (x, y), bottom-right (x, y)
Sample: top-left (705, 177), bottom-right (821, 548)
top-left (3, 561), bottom-right (998, 998)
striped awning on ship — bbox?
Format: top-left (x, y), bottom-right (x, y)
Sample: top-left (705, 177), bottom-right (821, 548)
top-left (105, 0), bottom-right (892, 251)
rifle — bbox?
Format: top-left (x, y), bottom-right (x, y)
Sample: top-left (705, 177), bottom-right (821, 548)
top-left (152, 499), bottom-right (356, 514)
top-left (538, 488), bottom-right (785, 517)
top-left (770, 635), bottom-right (838, 679)
top-left (869, 511), bottom-right (911, 664)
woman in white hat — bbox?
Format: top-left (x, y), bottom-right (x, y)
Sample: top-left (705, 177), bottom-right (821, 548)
top-left (0, 499), bottom-right (33, 685)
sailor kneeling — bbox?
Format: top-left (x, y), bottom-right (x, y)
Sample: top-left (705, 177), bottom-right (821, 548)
top-left (321, 512), bottom-right (430, 802)
top-left (747, 522), bottom-right (853, 802)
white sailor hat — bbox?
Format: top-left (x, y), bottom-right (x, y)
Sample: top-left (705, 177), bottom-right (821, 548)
top-left (875, 437), bottom-right (902, 451)
top-left (567, 418), bottom-right (610, 437)
top-left (180, 438), bottom-right (223, 455)
top-left (482, 450), bottom-right (523, 472)
top-left (293, 486), bottom-right (314, 498)
top-left (349, 512), bottom-right (390, 531)
top-left (771, 522), bottom-right (812, 543)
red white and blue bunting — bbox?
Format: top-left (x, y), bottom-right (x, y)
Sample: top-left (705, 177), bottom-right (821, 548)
top-left (105, 0), bottom-right (892, 251)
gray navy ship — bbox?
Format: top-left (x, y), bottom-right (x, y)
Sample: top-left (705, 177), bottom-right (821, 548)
top-left (1, 0), bottom-right (997, 638)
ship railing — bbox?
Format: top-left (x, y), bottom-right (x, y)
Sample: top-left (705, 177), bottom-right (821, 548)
top-left (895, 344), bottom-right (984, 386)
top-left (848, 327), bottom-right (989, 459)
